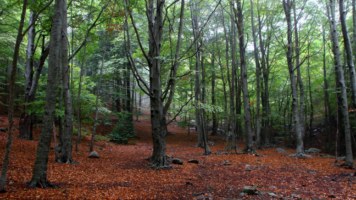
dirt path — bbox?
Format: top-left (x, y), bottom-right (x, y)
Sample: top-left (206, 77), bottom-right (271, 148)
top-left (0, 115), bottom-right (355, 199)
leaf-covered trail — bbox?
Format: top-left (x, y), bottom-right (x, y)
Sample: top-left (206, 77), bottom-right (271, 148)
top-left (0, 115), bottom-right (355, 199)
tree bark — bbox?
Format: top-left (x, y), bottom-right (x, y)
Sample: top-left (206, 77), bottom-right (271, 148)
top-left (329, 0), bottom-right (353, 167)
top-left (322, 25), bottom-right (331, 126)
top-left (217, 47), bottom-right (228, 133)
top-left (90, 50), bottom-right (104, 153)
top-left (340, 0), bottom-right (356, 109)
top-left (234, 0), bottom-right (254, 153)
top-left (307, 41), bottom-right (314, 133)
top-left (226, 2), bottom-right (238, 151)
top-left (19, 8), bottom-right (36, 140)
top-left (211, 51), bottom-right (217, 136)
top-left (221, 7), bottom-right (231, 128)
top-left (250, 0), bottom-right (262, 148)
top-left (75, 45), bottom-right (86, 152)
top-left (257, 3), bottom-right (271, 145)
top-left (29, 0), bottom-right (65, 188)
top-left (293, 1), bottom-right (306, 139)
top-left (57, 0), bottom-right (73, 163)
top-left (283, 0), bottom-right (304, 155)
top-left (147, 0), bottom-right (170, 167)
top-left (0, 0), bottom-right (28, 192)
top-left (191, 1), bottom-right (210, 152)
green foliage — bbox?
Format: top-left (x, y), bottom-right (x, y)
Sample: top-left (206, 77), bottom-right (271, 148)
top-left (109, 112), bottom-right (135, 144)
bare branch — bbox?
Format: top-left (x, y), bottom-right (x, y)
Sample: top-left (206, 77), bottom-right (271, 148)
top-left (68, 3), bottom-right (108, 61)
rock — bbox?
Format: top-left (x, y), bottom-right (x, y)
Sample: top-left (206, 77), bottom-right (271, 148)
top-left (88, 151), bottom-right (100, 158)
top-left (194, 193), bottom-right (213, 200)
top-left (223, 160), bottom-right (231, 166)
top-left (289, 153), bottom-right (312, 158)
top-left (305, 148), bottom-right (321, 154)
top-left (276, 148), bottom-right (287, 154)
top-left (268, 192), bottom-right (277, 197)
top-left (188, 159), bottom-right (199, 164)
top-left (337, 156), bottom-right (345, 161)
top-left (242, 186), bottom-right (258, 195)
top-left (245, 164), bottom-right (253, 171)
top-left (172, 158), bottom-right (183, 165)
top-left (291, 193), bottom-right (301, 199)
top-left (207, 141), bottom-right (215, 146)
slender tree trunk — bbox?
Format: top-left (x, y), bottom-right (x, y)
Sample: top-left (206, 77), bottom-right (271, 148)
top-left (28, 40), bottom-right (50, 102)
top-left (90, 51), bottom-right (104, 152)
top-left (211, 52), bottom-right (217, 135)
top-left (200, 50), bottom-right (210, 155)
top-left (340, 0), bottom-right (356, 109)
top-left (0, 0), bottom-right (28, 192)
top-left (283, 0), bottom-right (304, 155)
top-left (234, 0), bottom-right (254, 153)
top-left (29, 0), bottom-right (65, 188)
top-left (125, 64), bottom-right (131, 112)
top-left (75, 45), bottom-right (86, 152)
top-left (217, 48), bottom-right (228, 133)
top-left (19, 8), bottom-right (36, 140)
top-left (322, 25), bottom-right (331, 126)
top-left (225, 3), bottom-right (238, 151)
top-left (58, 1), bottom-right (73, 163)
top-left (293, 2), bottom-right (306, 139)
top-left (221, 7), bottom-right (232, 131)
top-left (250, 0), bottom-right (261, 148)
top-left (191, 1), bottom-right (208, 150)
top-left (307, 42), bottom-right (314, 133)
top-left (257, 4), bottom-right (271, 145)
top-left (353, 0), bottom-right (356, 64)
top-left (329, 0), bottom-right (353, 167)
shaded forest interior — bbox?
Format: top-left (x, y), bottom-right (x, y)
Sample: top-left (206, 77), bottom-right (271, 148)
top-left (0, 0), bottom-right (356, 199)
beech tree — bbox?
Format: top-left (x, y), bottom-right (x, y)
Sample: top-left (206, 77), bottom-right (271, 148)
top-left (327, 0), bottom-right (353, 167)
top-left (283, 0), bottom-right (304, 155)
top-left (0, 0), bottom-right (28, 192)
top-left (29, 0), bottom-right (68, 187)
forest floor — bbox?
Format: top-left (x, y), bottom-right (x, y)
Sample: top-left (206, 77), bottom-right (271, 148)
top-left (0, 114), bottom-right (355, 199)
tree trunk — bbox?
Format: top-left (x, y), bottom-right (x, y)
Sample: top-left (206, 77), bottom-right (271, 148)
top-left (283, 0), bottom-right (304, 155)
top-left (322, 25), bottom-right (331, 126)
top-left (233, 0), bottom-right (254, 153)
top-left (307, 42), bottom-right (314, 133)
top-left (257, 3), bottom-right (271, 145)
top-left (211, 52), bottom-right (217, 136)
top-left (221, 7), bottom-right (231, 130)
top-left (57, 1), bottom-right (72, 163)
top-left (147, 0), bottom-right (170, 167)
top-left (19, 9), bottom-right (36, 140)
top-left (29, 0), bottom-right (65, 188)
top-left (293, 2), bottom-right (306, 140)
top-left (353, 0), bottom-right (356, 63)
top-left (191, 1), bottom-right (210, 152)
top-left (125, 64), bottom-right (132, 113)
top-left (226, 2), bottom-right (238, 151)
top-left (200, 49), bottom-right (210, 155)
top-left (329, 0), bottom-right (353, 167)
top-left (0, 0), bottom-right (28, 192)
top-left (250, 0), bottom-right (261, 148)
top-left (217, 48), bottom-right (228, 133)
top-left (75, 45), bottom-right (86, 152)
top-left (90, 51), bottom-right (104, 153)
top-left (340, 0), bottom-right (356, 109)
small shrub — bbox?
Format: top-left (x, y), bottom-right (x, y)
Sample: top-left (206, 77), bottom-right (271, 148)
top-left (109, 112), bottom-right (135, 144)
